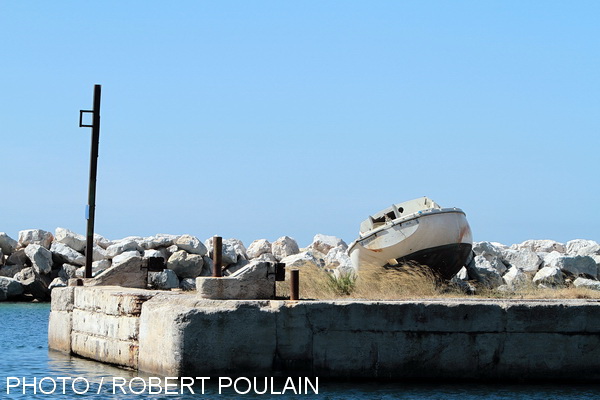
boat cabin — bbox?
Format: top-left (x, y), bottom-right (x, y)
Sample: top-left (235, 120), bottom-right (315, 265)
top-left (359, 197), bottom-right (441, 234)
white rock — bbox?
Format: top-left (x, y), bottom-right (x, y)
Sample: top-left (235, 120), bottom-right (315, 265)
top-left (472, 241), bottom-right (505, 262)
top-left (566, 239), bottom-right (600, 256)
top-left (280, 251), bottom-right (320, 270)
top-left (179, 278), bottom-right (196, 291)
top-left (573, 277), bottom-right (600, 291)
top-left (324, 246), bottom-right (355, 276)
top-left (453, 267), bottom-right (469, 281)
top-left (175, 235), bottom-right (207, 255)
top-left (501, 249), bottom-right (542, 274)
top-left (511, 239), bottom-right (565, 254)
top-left (502, 267), bottom-right (530, 290)
top-left (139, 234), bottom-right (178, 250)
top-left (92, 259), bottom-right (111, 276)
top-left (54, 227), bottom-right (87, 253)
top-left (223, 258), bottom-right (250, 276)
top-left (546, 254), bottom-right (597, 278)
top-left (74, 260), bottom-right (110, 278)
top-left (144, 249), bottom-right (166, 260)
top-left (466, 255), bottom-right (504, 288)
top-left (533, 266), bottom-right (564, 288)
top-left (167, 250), bottom-right (204, 279)
top-left (0, 276), bottom-right (24, 300)
top-left (18, 229), bottom-right (54, 249)
top-left (50, 242), bottom-right (85, 266)
top-left (310, 234), bottom-right (348, 255)
top-left (48, 277), bottom-right (67, 290)
top-left (149, 269), bottom-right (179, 290)
top-left (205, 238), bottom-right (247, 265)
top-left (0, 233), bottom-right (18, 255)
top-left (105, 240), bottom-right (142, 258)
top-left (24, 244), bottom-right (53, 274)
top-left (246, 239), bottom-right (272, 259)
top-left (272, 236), bottom-right (300, 261)
top-left (255, 253), bottom-right (278, 263)
top-left (92, 244), bottom-right (107, 262)
top-left (89, 252), bottom-right (145, 289)
top-left (93, 233), bottom-right (113, 249)
top-left (58, 264), bottom-right (79, 280)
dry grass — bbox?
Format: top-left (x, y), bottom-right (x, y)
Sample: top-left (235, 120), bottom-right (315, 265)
top-left (275, 261), bottom-right (600, 301)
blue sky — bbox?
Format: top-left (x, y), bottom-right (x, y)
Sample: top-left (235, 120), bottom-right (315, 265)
top-left (1, 1), bottom-right (598, 247)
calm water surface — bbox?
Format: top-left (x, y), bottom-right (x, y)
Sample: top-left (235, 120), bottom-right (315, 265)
top-left (1, 302), bottom-right (599, 399)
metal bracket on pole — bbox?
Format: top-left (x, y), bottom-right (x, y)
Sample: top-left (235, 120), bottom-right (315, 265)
top-left (80, 85), bottom-right (102, 279)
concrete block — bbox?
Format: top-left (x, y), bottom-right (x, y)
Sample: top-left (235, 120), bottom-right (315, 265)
top-left (72, 309), bottom-right (140, 341)
top-left (48, 311), bottom-right (72, 353)
top-left (50, 286), bottom-right (75, 312)
top-left (73, 286), bottom-right (164, 316)
top-left (71, 332), bottom-right (138, 369)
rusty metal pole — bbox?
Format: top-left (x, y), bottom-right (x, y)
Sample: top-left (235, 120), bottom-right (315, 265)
top-left (212, 236), bottom-right (222, 277)
top-left (80, 85), bottom-right (102, 279)
top-left (290, 269), bottom-right (299, 300)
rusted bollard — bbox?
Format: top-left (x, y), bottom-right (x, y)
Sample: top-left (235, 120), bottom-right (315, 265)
top-left (212, 236), bottom-right (222, 277)
top-left (290, 269), bottom-right (299, 300)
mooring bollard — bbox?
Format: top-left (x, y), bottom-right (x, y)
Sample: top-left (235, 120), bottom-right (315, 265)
top-left (290, 269), bottom-right (299, 300)
top-left (212, 236), bottom-right (222, 277)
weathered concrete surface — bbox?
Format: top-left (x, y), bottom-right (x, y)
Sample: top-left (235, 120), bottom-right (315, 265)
top-left (49, 287), bottom-right (600, 380)
top-left (48, 286), bottom-right (173, 369)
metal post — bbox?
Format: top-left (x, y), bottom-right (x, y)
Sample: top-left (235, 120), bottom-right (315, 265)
top-left (290, 269), bottom-right (299, 300)
top-left (212, 236), bottom-right (222, 277)
top-left (80, 85), bottom-right (102, 279)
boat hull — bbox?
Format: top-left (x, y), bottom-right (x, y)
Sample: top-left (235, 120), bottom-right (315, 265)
top-left (349, 209), bottom-right (472, 280)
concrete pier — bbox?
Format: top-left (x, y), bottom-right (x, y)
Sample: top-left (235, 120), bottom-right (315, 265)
top-left (49, 286), bottom-right (600, 381)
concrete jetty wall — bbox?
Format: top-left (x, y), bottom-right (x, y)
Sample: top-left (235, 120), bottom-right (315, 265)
top-left (49, 286), bottom-right (600, 380)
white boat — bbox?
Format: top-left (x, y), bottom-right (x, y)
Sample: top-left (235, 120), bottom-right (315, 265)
top-left (348, 197), bottom-right (473, 279)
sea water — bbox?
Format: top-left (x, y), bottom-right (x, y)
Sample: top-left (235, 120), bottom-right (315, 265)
top-left (1, 302), bottom-right (599, 399)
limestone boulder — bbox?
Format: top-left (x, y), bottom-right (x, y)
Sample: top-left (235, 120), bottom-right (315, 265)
top-left (533, 266), bottom-right (564, 288)
top-left (48, 277), bottom-right (67, 290)
top-left (473, 241), bottom-right (506, 262)
top-left (174, 235), bottom-right (207, 255)
top-left (566, 239), bottom-right (600, 256)
top-left (223, 258), bottom-right (250, 276)
top-left (6, 249), bottom-right (30, 268)
top-left (205, 238), bottom-right (247, 265)
top-left (510, 239), bottom-right (565, 254)
top-left (105, 240), bottom-right (142, 258)
top-left (466, 255), bottom-right (504, 288)
top-left (50, 242), bottom-right (85, 266)
top-left (255, 253), bottom-right (278, 263)
top-left (179, 278), bottom-right (196, 291)
top-left (502, 267), bottom-right (530, 290)
top-left (573, 277), bottom-right (600, 291)
top-left (546, 254), bottom-right (597, 278)
top-left (139, 234), bottom-right (178, 250)
top-left (0, 276), bottom-right (24, 300)
top-left (54, 227), bottom-right (86, 253)
top-left (144, 249), bottom-right (169, 262)
top-left (15, 267), bottom-right (51, 301)
top-left (92, 259), bottom-right (111, 276)
top-left (272, 236), bottom-right (300, 261)
top-left (280, 251), bottom-right (321, 270)
top-left (501, 249), bottom-right (542, 274)
top-left (93, 233), bottom-right (113, 249)
top-left (24, 244), bottom-right (53, 274)
top-left (0, 232), bottom-right (18, 255)
top-left (18, 229), bottom-right (54, 249)
top-left (246, 239), bottom-right (272, 259)
top-left (58, 264), bottom-right (79, 280)
top-left (167, 250), bottom-right (204, 279)
top-left (91, 245), bottom-right (107, 262)
top-left (89, 252), bottom-right (146, 289)
top-left (310, 234), bottom-right (348, 255)
top-left (149, 269), bottom-right (179, 290)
